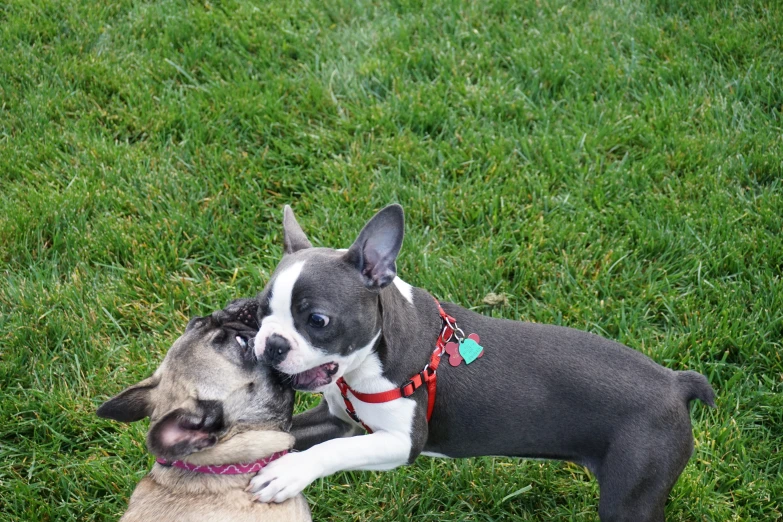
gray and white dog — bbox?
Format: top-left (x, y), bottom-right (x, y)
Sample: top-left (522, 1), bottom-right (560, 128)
top-left (247, 205), bottom-right (715, 521)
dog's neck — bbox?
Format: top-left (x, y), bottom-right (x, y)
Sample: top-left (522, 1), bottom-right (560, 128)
top-left (148, 430), bottom-right (294, 495)
top-left (374, 283), bottom-right (443, 375)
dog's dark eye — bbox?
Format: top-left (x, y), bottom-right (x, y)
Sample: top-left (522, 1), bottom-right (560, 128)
top-left (235, 335), bottom-right (249, 350)
top-left (308, 313), bottom-right (329, 328)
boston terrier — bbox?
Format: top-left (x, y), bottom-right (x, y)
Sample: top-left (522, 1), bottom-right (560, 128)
top-left (247, 204), bottom-right (715, 522)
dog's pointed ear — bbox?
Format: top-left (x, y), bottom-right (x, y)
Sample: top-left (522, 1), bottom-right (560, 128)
top-left (97, 375), bottom-right (160, 423)
top-left (343, 204), bottom-right (404, 289)
top-left (283, 205), bottom-right (312, 254)
top-left (147, 401), bottom-right (223, 460)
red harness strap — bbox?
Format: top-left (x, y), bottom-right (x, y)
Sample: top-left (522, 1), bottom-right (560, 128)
top-left (334, 299), bottom-right (457, 434)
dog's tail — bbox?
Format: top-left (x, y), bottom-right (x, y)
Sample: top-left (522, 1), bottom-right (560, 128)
top-left (677, 370), bottom-right (716, 408)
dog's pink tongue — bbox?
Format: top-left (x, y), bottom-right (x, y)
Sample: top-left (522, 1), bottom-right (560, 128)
top-left (292, 366), bottom-right (325, 389)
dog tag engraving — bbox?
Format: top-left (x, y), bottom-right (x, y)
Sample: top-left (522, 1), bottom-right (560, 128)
top-left (459, 334), bottom-right (484, 364)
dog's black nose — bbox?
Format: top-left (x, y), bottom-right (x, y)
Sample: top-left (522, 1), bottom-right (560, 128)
top-left (264, 334), bottom-right (291, 366)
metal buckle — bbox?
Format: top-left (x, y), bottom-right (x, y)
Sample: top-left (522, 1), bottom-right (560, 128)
top-left (399, 379), bottom-right (416, 396)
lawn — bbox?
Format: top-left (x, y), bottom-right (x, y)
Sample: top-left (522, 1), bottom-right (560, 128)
top-left (1, 0), bottom-right (781, 520)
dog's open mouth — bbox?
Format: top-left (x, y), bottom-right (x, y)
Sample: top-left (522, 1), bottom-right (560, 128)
top-left (290, 362), bottom-right (339, 391)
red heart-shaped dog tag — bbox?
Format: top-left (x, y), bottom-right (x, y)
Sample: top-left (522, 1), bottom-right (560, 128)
top-left (445, 341), bottom-right (463, 366)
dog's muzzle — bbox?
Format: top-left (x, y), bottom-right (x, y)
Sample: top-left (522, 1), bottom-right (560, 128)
top-left (263, 334), bottom-right (292, 366)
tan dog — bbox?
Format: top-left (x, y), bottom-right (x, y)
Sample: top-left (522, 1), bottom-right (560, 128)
top-left (97, 299), bottom-right (311, 522)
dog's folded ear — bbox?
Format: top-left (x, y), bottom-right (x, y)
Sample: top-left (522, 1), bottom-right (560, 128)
top-left (146, 401), bottom-right (224, 460)
top-left (222, 298), bottom-right (260, 329)
top-left (97, 375), bottom-right (159, 423)
top-left (283, 205), bottom-right (313, 254)
top-left (343, 204), bottom-right (405, 289)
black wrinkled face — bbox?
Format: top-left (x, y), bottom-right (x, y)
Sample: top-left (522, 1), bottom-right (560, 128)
top-left (181, 312), bottom-right (260, 371)
top-left (97, 299), bottom-right (296, 461)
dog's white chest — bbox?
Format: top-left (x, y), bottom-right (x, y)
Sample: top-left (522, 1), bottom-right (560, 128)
top-left (323, 353), bottom-right (416, 436)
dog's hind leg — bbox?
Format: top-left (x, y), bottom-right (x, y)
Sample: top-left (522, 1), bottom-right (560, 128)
top-left (595, 413), bottom-right (694, 522)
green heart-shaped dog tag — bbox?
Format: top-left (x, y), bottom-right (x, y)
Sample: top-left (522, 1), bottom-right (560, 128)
top-left (459, 338), bottom-right (483, 364)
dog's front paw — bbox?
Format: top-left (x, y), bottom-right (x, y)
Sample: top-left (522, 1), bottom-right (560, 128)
top-left (247, 452), bottom-right (323, 503)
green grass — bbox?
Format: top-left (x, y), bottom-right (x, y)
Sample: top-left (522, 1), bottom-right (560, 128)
top-left (1, 0), bottom-right (781, 519)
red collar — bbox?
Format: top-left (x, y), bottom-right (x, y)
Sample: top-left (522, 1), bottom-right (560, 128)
top-left (155, 450), bottom-right (288, 475)
top-left (335, 299), bottom-right (458, 434)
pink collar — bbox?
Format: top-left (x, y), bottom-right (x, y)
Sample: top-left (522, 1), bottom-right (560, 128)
top-left (155, 450), bottom-right (288, 475)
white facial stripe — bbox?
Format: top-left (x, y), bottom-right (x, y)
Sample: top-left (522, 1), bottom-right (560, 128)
top-left (392, 276), bottom-right (414, 305)
top-left (255, 260), bottom-right (324, 369)
top-left (268, 261), bottom-right (305, 325)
